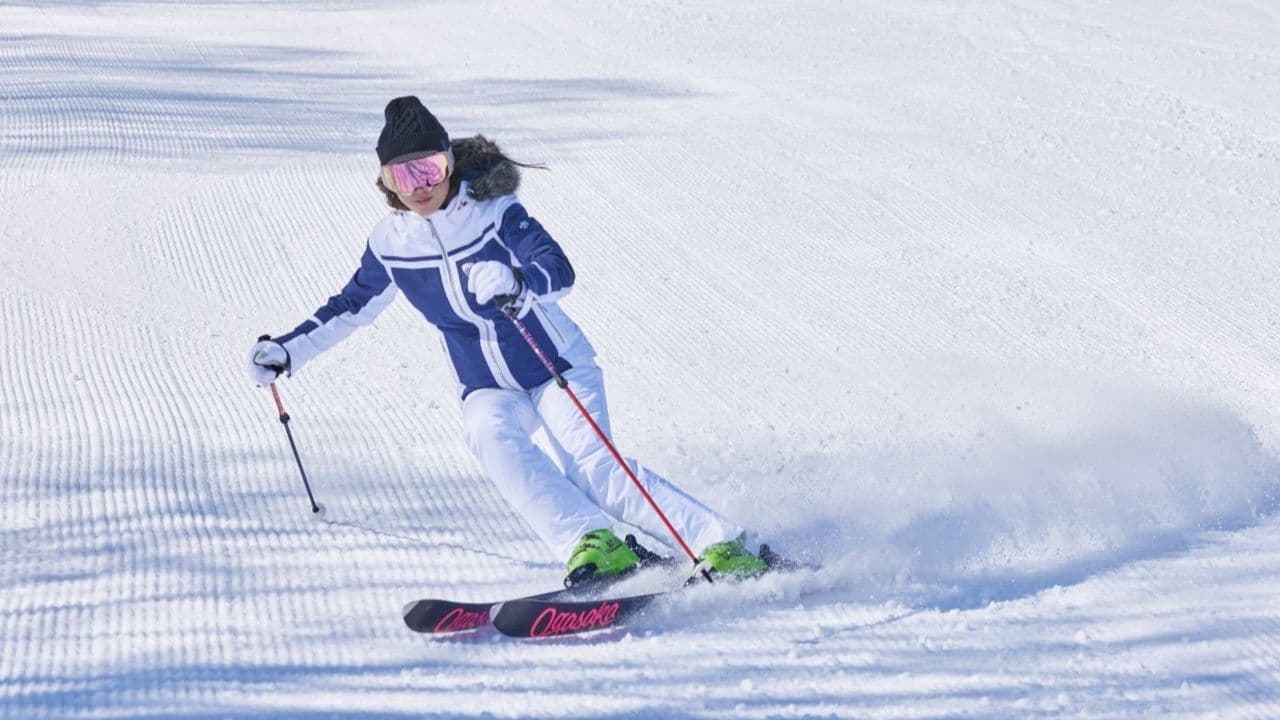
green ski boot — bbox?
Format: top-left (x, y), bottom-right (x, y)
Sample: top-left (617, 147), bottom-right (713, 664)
top-left (696, 538), bottom-right (769, 579)
top-left (564, 529), bottom-right (641, 588)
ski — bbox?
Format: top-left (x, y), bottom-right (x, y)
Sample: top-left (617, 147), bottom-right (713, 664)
top-left (489, 543), bottom-right (817, 638)
top-left (403, 534), bottom-right (683, 635)
top-left (403, 579), bottom-right (671, 635)
top-left (405, 543), bottom-right (815, 637)
top-left (402, 587), bottom-right (566, 635)
top-left (492, 589), bottom-right (670, 638)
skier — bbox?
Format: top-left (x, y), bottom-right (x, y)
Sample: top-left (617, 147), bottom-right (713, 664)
top-left (246, 96), bottom-right (768, 585)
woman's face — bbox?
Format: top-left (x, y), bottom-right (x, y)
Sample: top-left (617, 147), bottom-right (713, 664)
top-left (396, 183), bottom-right (449, 215)
top-left (382, 152), bottom-right (451, 215)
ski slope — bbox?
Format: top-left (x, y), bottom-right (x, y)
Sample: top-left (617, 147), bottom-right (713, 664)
top-left (3, 0), bottom-right (1279, 716)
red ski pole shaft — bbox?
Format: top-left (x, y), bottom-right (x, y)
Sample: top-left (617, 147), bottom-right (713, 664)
top-left (258, 335), bottom-right (321, 514)
top-left (495, 300), bottom-right (712, 582)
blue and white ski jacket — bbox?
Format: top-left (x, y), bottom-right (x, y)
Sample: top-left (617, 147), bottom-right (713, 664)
top-left (276, 149), bottom-right (596, 399)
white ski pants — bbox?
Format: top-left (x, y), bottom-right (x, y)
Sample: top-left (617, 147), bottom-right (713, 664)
top-left (461, 365), bottom-right (743, 561)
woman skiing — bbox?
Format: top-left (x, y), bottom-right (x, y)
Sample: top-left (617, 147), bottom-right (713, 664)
top-left (246, 95), bottom-right (767, 585)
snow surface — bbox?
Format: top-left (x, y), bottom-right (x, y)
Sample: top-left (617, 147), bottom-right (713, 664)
top-left (3, 0), bottom-right (1279, 717)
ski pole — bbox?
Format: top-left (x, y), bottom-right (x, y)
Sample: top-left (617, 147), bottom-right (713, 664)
top-left (258, 334), bottom-right (323, 515)
top-left (492, 298), bottom-right (713, 584)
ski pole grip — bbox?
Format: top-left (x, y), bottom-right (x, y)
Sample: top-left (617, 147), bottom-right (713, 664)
top-left (256, 333), bottom-right (288, 375)
top-left (493, 294), bottom-right (519, 314)
top-left (256, 333), bottom-right (289, 421)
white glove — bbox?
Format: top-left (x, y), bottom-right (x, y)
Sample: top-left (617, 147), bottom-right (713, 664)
top-left (245, 339), bottom-right (289, 387)
top-left (464, 261), bottom-right (521, 304)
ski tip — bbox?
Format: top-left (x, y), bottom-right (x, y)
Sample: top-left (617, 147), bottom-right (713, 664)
top-left (401, 600), bottom-right (418, 618)
top-left (402, 598), bottom-right (495, 634)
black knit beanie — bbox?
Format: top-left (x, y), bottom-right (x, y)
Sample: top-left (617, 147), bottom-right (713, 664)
top-left (376, 96), bottom-right (451, 165)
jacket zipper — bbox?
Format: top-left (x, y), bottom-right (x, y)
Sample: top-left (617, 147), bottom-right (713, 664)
top-left (426, 218), bottom-right (520, 388)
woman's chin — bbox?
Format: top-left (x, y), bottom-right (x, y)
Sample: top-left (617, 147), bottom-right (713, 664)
top-left (404, 196), bottom-right (437, 214)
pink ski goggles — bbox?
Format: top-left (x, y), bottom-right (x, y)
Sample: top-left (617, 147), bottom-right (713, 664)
top-left (381, 152), bottom-right (450, 194)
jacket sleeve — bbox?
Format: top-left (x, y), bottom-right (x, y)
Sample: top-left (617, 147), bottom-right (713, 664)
top-left (498, 201), bottom-right (575, 302)
top-left (275, 242), bottom-right (398, 375)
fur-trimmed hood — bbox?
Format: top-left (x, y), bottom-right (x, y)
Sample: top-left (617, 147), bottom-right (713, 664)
top-left (452, 134), bottom-right (520, 200)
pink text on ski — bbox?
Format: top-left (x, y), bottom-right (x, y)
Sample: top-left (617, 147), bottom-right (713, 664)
top-left (528, 601), bottom-right (622, 637)
top-left (434, 607), bottom-right (491, 633)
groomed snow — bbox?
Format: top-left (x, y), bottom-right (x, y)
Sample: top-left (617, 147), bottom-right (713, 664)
top-left (2, 1), bottom-right (1279, 717)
